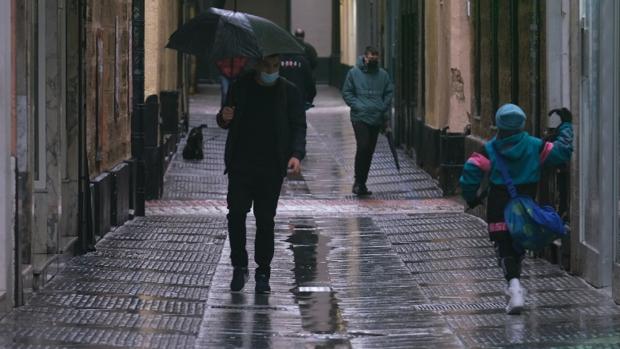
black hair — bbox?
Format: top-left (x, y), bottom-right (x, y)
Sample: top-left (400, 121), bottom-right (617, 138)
top-left (365, 46), bottom-right (379, 55)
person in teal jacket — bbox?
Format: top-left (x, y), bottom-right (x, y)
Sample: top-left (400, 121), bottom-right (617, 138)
top-left (342, 46), bottom-right (394, 196)
top-left (459, 103), bottom-right (573, 315)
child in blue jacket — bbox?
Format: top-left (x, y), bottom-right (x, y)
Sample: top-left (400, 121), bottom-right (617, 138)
top-left (459, 104), bottom-right (573, 314)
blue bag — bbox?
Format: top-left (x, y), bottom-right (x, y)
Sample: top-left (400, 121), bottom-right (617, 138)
top-left (490, 144), bottom-right (567, 251)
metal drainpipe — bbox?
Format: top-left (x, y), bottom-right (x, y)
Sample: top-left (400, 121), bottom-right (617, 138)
top-left (530, 0), bottom-right (540, 137)
top-left (132, 0), bottom-right (145, 216)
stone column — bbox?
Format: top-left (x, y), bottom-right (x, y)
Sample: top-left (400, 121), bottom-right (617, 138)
top-left (0, 0), bottom-right (16, 310)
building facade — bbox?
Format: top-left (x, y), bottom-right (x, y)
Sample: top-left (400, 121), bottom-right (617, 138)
top-left (0, 0), bottom-right (191, 314)
top-left (5, 0), bottom-right (137, 307)
top-left (568, 0), bottom-right (620, 299)
top-left (380, 0), bottom-right (620, 299)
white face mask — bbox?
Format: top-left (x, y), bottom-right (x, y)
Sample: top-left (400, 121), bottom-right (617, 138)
top-left (260, 71), bottom-right (279, 85)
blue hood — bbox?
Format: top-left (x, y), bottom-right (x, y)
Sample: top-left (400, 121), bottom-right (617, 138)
top-left (492, 132), bottom-right (531, 161)
top-left (356, 55), bottom-right (364, 67)
top-left (485, 131), bottom-right (544, 186)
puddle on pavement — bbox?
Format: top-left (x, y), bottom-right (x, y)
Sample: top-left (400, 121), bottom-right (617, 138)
top-left (287, 218), bottom-right (348, 335)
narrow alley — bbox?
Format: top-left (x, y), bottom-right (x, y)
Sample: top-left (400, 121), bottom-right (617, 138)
top-left (1, 87), bottom-right (619, 348)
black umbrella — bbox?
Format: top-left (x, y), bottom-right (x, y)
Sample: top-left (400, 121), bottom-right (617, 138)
top-left (384, 130), bottom-right (400, 171)
top-left (166, 7), bottom-right (304, 61)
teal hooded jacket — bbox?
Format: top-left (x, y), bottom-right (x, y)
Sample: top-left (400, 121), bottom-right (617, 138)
top-left (459, 122), bottom-right (573, 203)
top-left (342, 57), bottom-right (394, 126)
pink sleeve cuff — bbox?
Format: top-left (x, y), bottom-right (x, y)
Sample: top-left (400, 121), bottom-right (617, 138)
top-left (540, 142), bottom-right (554, 163)
top-left (467, 152), bottom-right (491, 172)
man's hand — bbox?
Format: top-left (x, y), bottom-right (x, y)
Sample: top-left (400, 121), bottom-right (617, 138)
top-left (287, 157), bottom-right (301, 175)
top-left (222, 106), bottom-right (235, 123)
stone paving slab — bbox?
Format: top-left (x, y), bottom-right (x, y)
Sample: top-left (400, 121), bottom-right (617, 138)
top-left (0, 216), bottom-right (227, 349)
top-left (146, 198), bottom-right (463, 217)
top-left (3, 85), bottom-right (620, 348)
top-left (163, 86), bottom-right (442, 201)
top-left (375, 213), bottom-right (620, 347)
top-left (194, 216), bottom-right (463, 349)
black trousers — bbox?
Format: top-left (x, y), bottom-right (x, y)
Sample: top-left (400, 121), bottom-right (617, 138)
top-left (227, 172), bottom-right (283, 274)
top-left (487, 184), bottom-right (533, 282)
top-left (352, 121), bottom-right (381, 185)
top-left (494, 236), bottom-right (524, 281)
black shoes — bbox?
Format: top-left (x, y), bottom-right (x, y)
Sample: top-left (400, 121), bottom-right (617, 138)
top-left (230, 267), bottom-right (270, 293)
top-left (255, 271), bottom-right (271, 294)
top-left (352, 182), bottom-right (372, 196)
top-left (230, 267), bottom-right (249, 292)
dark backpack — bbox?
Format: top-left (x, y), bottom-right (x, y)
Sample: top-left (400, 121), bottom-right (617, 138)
top-left (182, 124), bottom-right (207, 160)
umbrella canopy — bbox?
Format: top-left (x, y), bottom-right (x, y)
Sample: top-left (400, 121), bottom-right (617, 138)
top-left (166, 8), bottom-right (304, 61)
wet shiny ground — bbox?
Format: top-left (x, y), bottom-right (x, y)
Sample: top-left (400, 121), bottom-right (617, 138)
top-left (2, 86), bottom-right (620, 348)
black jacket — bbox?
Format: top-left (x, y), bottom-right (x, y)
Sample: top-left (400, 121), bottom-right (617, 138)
top-left (217, 73), bottom-right (307, 177)
top-left (296, 38), bottom-right (318, 71)
top-left (279, 54), bottom-right (316, 104)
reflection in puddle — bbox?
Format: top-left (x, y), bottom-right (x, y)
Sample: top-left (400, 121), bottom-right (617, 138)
top-left (287, 218), bottom-right (348, 335)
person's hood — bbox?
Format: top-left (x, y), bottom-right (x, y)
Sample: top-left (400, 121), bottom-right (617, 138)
top-left (491, 131), bottom-right (530, 161)
top-left (356, 55), bottom-right (365, 67)
top-left (356, 55), bottom-right (379, 73)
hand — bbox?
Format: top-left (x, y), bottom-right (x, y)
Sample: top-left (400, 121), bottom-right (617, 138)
top-left (222, 106), bottom-right (235, 122)
top-left (548, 107), bottom-right (572, 123)
top-left (287, 157), bottom-right (301, 175)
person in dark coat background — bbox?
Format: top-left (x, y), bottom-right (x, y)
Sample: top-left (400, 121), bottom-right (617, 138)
top-left (217, 54), bottom-right (307, 294)
top-left (279, 54), bottom-right (316, 109)
top-left (294, 28), bottom-right (318, 72)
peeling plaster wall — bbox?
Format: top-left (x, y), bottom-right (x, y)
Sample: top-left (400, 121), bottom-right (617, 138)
top-left (145, 0), bottom-right (179, 98)
top-left (447, 1), bottom-right (472, 133)
top-left (424, 0), bottom-right (472, 133)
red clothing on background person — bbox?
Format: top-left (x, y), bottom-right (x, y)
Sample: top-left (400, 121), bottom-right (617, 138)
top-left (216, 57), bottom-right (248, 79)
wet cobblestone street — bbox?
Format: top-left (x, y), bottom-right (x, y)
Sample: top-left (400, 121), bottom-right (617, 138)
top-left (2, 86), bottom-right (620, 348)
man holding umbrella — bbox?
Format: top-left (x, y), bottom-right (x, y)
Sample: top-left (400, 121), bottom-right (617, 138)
top-left (166, 7), bottom-right (308, 293)
top-left (217, 54), bottom-right (307, 293)
top-left (342, 46), bottom-right (394, 196)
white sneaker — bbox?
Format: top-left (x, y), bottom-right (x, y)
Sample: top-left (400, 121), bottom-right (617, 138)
top-left (505, 278), bottom-right (526, 315)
